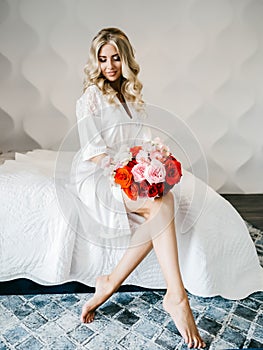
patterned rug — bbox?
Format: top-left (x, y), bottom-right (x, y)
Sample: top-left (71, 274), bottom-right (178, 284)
top-left (0, 222), bottom-right (262, 350)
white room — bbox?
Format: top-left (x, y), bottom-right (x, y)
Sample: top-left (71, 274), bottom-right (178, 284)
top-left (0, 1), bottom-right (262, 349)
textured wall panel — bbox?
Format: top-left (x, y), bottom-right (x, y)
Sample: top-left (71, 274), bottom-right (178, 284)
top-left (0, 0), bottom-right (262, 193)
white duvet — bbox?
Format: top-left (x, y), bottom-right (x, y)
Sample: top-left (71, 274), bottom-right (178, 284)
top-left (0, 150), bottom-right (165, 288)
top-left (0, 149), bottom-right (262, 299)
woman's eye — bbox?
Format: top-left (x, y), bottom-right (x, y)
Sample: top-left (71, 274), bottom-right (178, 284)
top-left (99, 58), bottom-right (106, 63)
top-left (113, 56), bottom-right (120, 61)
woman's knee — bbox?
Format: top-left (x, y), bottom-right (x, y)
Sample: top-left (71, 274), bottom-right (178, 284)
top-left (147, 192), bottom-right (174, 218)
top-left (122, 191), bottom-right (174, 219)
top-left (161, 191), bottom-right (174, 208)
top-left (122, 193), bottom-right (151, 218)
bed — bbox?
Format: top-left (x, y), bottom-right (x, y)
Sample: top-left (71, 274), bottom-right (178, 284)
top-left (1, 149), bottom-right (262, 300)
top-left (0, 149), bottom-right (165, 290)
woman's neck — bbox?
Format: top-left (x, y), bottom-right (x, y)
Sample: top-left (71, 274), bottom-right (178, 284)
top-left (110, 77), bottom-right (122, 94)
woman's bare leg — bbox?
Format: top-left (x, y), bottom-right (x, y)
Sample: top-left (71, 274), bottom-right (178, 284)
top-left (146, 192), bottom-right (205, 348)
top-left (81, 208), bottom-right (153, 323)
top-left (81, 193), bottom-right (205, 348)
top-left (80, 241), bottom-right (152, 323)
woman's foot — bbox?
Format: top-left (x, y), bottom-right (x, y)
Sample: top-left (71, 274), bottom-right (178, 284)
top-left (80, 275), bottom-right (116, 323)
top-left (163, 292), bottom-right (206, 349)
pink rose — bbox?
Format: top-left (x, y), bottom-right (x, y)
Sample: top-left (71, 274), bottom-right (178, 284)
top-left (144, 159), bottom-right (166, 185)
top-left (136, 150), bottom-right (150, 164)
top-left (150, 150), bottom-right (163, 161)
top-left (131, 162), bottom-right (147, 182)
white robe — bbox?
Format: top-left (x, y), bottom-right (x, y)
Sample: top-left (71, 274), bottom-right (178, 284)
top-left (0, 84), bottom-right (261, 299)
top-left (68, 84), bottom-right (263, 299)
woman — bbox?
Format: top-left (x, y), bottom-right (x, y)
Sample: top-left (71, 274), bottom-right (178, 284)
top-left (72, 27), bottom-right (262, 349)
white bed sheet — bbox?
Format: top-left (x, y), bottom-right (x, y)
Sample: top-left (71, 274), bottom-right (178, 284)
top-left (0, 149), bottom-right (165, 288)
top-left (1, 149), bottom-right (262, 300)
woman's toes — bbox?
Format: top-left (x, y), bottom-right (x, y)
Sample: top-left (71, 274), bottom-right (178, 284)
top-left (186, 336), bottom-right (205, 349)
top-left (193, 337), bottom-right (199, 348)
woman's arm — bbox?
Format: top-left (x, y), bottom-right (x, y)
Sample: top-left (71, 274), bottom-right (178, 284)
top-left (76, 87), bottom-right (107, 162)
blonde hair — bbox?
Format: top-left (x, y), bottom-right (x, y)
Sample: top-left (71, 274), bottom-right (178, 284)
top-left (83, 28), bottom-right (144, 109)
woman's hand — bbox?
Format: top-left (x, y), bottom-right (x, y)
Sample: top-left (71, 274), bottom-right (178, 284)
top-left (89, 153), bottom-right (107, 164)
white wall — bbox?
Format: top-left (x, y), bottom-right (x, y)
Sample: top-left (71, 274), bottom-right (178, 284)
top-left (0, 0), bottom-right (262, 193)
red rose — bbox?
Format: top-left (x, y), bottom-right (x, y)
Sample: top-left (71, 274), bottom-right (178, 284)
top-left (164, 157), bottom-right (182, 186)
top-left (148, 183), bottom-right (159, 198)
top-left (130, 146), bottom-right (142, 157)
top-left (114, 166), bottom-right (133, 189)
top-left (138, 179), bottom-right (149, 197)
top-left (156, 182), bottom-right (164, 196)
top-left (123, 182), bottom-right (139, 201)
top-left (126, 158), bottom-right (137, 169)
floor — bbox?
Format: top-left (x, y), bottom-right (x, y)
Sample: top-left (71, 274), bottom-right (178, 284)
top-left (222, 194), bottom-right (263, 231)
top-left (0, 221), bottom-right (262, 350)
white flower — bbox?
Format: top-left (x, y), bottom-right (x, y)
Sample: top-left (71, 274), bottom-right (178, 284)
top-left (103, 164), bottom-right (115, 177)
top-left (153, 136), bottom-right (162, 145)
top-left (142, 140), bottom-right (155, 153)
top-left (100, 155), bottom-right (112, 169)
top-left (113, 145), bottom-right (132, 166)
top-left (136, 150), bottom-right (150, 164)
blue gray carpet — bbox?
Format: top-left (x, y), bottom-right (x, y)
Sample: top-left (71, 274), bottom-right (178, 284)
top-left (0, 222), bottom-right (262, 350)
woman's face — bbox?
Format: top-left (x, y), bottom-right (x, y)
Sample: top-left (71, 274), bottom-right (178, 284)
top-left (98, 44), bottom-right (122, 82)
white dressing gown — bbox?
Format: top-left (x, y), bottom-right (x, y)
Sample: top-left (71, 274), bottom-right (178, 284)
top-left (69, 84), bottom-right (263, 299)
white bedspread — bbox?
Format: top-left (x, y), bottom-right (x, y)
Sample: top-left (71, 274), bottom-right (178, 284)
top-left (0, 150), bottom-right (165, 288)
top-left (0, 149), bottom-right (262, 299)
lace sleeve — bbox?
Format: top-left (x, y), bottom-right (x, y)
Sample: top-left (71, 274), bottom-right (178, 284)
top-left (76, 86), bottom-right (107, 161)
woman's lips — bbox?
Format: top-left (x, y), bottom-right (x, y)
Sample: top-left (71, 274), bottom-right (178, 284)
top-left (107, 71), bottom-right (117, 76)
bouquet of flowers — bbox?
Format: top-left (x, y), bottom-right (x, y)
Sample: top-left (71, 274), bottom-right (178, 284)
top-left (101, 137), bottom-right (182, 201)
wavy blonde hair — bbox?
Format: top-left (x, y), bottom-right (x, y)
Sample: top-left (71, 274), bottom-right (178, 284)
top-left (83, 28), bottom-right (144, 109)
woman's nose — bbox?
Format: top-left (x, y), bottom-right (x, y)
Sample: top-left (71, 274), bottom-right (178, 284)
top-left (107, 59), bottom-right (113, 69)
